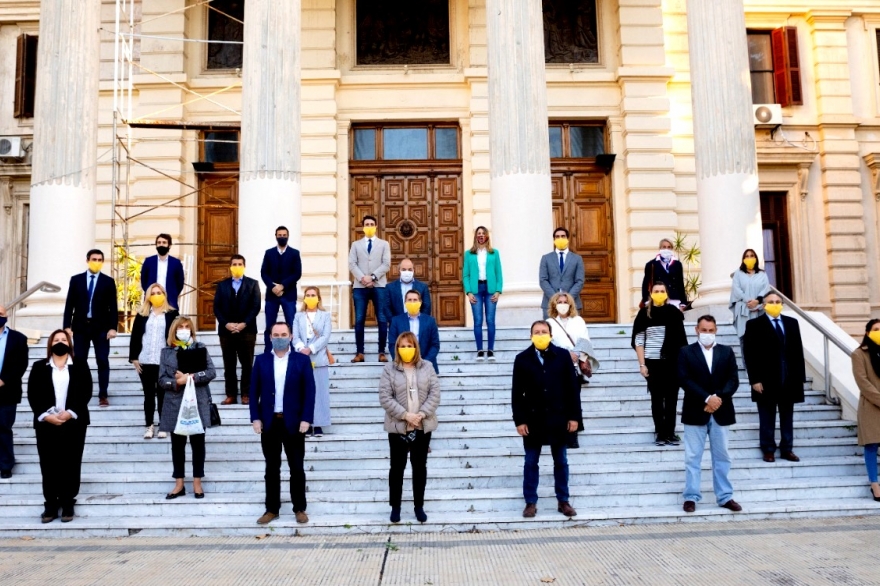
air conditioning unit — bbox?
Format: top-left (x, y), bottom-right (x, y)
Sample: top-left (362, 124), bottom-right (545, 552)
top-left (0, 136), bottom-right (24, 159)
top-left (752, 104), bottom-right (782, 126)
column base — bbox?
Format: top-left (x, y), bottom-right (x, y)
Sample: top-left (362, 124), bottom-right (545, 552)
top-left (492, 285), bottom-right (545, 327)
top-left (684, 303), bottom-right (733, 323)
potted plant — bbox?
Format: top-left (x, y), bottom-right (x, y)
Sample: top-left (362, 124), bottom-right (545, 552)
top-left (115, 246), bottom-right (143, 333)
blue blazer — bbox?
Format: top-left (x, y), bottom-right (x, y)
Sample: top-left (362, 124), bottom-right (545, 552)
top-left (386, 279), bottom-right (432, 318)
top-left (388, 313), bottom-right (441, 373)
top-left (249, 350), bottom-right (316, 434)
top-left (260, 247), bottom-right (302, 301)
top-left (140, 255), bottom-right (185, 309)
top-left (63, 271), bottom-right (119, 333)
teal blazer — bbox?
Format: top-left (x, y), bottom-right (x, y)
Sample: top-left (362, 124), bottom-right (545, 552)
top-left (463, 249), bottom-right (503, 295)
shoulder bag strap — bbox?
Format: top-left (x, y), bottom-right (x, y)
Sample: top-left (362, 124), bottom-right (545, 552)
top-left (551, 317), bottom-right (577, 347)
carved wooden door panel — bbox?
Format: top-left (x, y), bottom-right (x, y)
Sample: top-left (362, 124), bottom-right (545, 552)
top-left (432, 175), bottom-right (464, 326)
top-left (197, 174), bottom-right (238, 331)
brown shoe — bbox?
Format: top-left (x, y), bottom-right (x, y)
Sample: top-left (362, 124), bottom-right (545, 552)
top-left (522, 503), bottom-right (537, 518)
top-left (762, 452), bottom-right (776, 463)
top-left (221, 397), bottom-right (236, 405)
top-left (351, 353), bottom-right (365, 363)
top-left (683, 500), bottom-right (696, 513)
top-left (241, 396), bottom-right (249, 405)
top-left (557, 501), bottom-right (577, 517)
top-left (99, 398), bottom-right (109, 407)
top-left (378, 353), bottom-right (388, 363)
top-left (780, 451), bottom-right (800, 462)
top-left (719, 499), bottom-right (742, 512)
top-left (295, 510), bottom-right (309, 524)
top-left (256, 512), bottom-right (278, 525)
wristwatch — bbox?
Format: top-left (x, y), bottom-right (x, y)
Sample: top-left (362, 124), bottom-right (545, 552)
top-left (371, 274), bottom-right (378, 282)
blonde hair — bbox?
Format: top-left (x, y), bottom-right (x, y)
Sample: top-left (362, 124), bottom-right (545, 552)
top-left (394, 331), bottom-right (422, 367)
top-left (300, 286), bottom-right (326, 312)
top-left (469, 226), bottom-right (494, 255)
top-left (167, 316), bottom-right (197, 346)
top-left (548, 292), bottom-right (579, 319)
top-left (138, 282), bottom-right (174, 316)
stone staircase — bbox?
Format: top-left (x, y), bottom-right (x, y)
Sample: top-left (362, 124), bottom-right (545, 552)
top-left (1, 324), bottom-right (876, 536)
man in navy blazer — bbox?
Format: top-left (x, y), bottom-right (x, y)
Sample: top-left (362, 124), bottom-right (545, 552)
top-left (260, 226), bottom-right (302, 351)
top-left (250, 322), bottom-right (316, 525)
top-left (0, 304), bottom-right (29, 478)
top-left (140, 233), bottom-right (185, 309)
top-left (63, 249), bottom-right (118, 405)
top-left (388, 290), bottom-right (441, 373)
top-left (387, 258), bottom-right (432, 318)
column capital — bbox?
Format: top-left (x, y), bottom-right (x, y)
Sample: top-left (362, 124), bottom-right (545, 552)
top-left (806, 10), bottom-right (853, 27)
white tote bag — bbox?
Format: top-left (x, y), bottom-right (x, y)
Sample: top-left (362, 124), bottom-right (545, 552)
top-left (174, 375), bottom-right (205, 436)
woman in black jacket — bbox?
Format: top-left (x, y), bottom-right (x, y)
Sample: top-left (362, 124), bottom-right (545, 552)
top-left (27, 329), bottom-right (92, 523)
top-left (129, 282), bottom-right (179, 440)
top-left (632, 282), bottom-right (688, 446)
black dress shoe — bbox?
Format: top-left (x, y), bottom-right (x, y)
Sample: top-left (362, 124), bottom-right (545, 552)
top-left (719, 499), bottom-right (742, 512)
top-left (0, 470), bottom-right (11, 479)
top-left (683, 501), bottom-right (696, 513)
top-left (165, 488), bottom-right (186, 500)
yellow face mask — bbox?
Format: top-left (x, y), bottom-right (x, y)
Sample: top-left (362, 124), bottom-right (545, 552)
top-left (764, 302), bottom-right (783, 318)
top-left (743, 258), bottom-right (757, 270)
top-left (405, 301), bottom-right (422, 316)
top-left (554, 238), bottom-right (569, 251)
top-left (304, 296), bottom-right (319, 310)
top-left (398, 347), bottom-right (416, 363)
top-left (230, 266), bottom-right (245, 279)
top-left (149, 294), bottom-right (166, 308)
top-left (531, 333), bottom-right (552, 351)
top-left (651, 292), bottom-right (668, 306)
top-left (88, 261), bottom-right (103, 274)
top-left (363, 226), bottom-right (377, 239)
top-left (868, 331), bottom-right (880, 346)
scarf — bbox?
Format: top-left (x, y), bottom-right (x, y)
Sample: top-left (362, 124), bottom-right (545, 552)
top-left (631, 303), bottom-right (688, 360)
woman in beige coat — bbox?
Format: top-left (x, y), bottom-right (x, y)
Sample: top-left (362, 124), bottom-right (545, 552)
top-left (379, 331), bottom-right (440, 524)
top-left (851, 318), bottom-right (880, 502)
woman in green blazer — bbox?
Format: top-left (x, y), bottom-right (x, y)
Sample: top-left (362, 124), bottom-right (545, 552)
top-left (463, 226), bottom-right (503, 360)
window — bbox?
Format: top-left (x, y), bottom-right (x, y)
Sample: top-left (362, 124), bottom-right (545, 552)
top-left (201, 131), bottom-right (239, 163)
top-left (548, 124), bottom-right (605, 159)
top-left (543, 0), bottom-right (599, 64)
top-left (14, 34), bottom-right (38, 118)
top-left (356, 0), bottom-right (450, 65)
top-left (351, 125), bottom-right (460, 161)
top-left (206, 0), bottom-right (244, 70)
top-left (747, 27), bottom-right (802, 107)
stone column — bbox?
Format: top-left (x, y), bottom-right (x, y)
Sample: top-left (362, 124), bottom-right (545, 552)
top-left (238, 0), bottom-right (302, 278)
top-left (685, 0), bottom-right (763, 311)
top-left (486, 0), bottom-right (553, 325)
top-left (23, 0), bottom-right (101, 327)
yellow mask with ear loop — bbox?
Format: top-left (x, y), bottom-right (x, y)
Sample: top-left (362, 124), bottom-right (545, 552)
top-left (363, 226), bottom-right (377, 238)
top-left (405, 301), bottom-right (422, 316)
top-left (88, 261), bottom-right (103, 274)
top-left (398, 347), bottom-right (416, 363)
top-left (230, 266), bottom-right (245, 279)
top-left (149, 294), bottom-right (165, 308)
top-left (304, 297), bottom-right (319, 310)
top-left (554, 238), bottom-right (569, 251)
top-left (531, 334), bottom-right (552, 350)
top-left (867, 331), bottom-right (880, 346)
top-left (651, 292), bottom-right (668, 306)
top-left (764, 303), bottom-right (783, 318)
top-left (743, 258), bottom-right (757, 270)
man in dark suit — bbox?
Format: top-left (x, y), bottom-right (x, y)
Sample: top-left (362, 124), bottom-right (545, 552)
top-left (213, 254), bottom-right (261, 405)
top-left (388, 290), bottom-right (441, 373)
top-left (640, 238), bottom-right (688, 310)
top-left (260, 226), bottom-right (302, 351)
top-left (250, 322), bottom-right (316, 526)
top-left (140, 233), bottom-right (185, 309)
top-left (386, 257), bottom-right (432, 318)
top-left (63, 249), bottom-right (118, 406)
top-left (744, 292), bottom-right (806, 463)
top-left (539, 227), bottom-right (585, 319)
top-left (0, 304), bottom-right (29, 478)
top-left (512, 321), bottom-right (582, 519)
top-left (678, 315), bottom-right (742, 513)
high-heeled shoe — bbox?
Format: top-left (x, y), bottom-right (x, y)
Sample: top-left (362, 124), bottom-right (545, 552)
top-left (871, 486), bottom-right (880, 502)
top-left (165, 487), bottom-right (186, 500)
top-left (194, 491), bottom-right (205, 499)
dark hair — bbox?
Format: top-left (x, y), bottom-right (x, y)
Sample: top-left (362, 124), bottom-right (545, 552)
top-left (530, 320), bottom-right (550, 335)
top-left (405, 290), bottom-right (422, 301)
top-left (861, 318), bottom-right (880, 349)
top-left (646, 281), bottom-right (668, 319)
top-left (363, 215), bottom-right (378, 225)
top-left (738, 248), bottom-right (762, 273)
top-left (46, 329), bottom-right (73, 359)
top-left (275, 226), bottom-right (289, 235)
top-left (155, 233), bottom-right (173, 247)
top-left (86, 249), bottom-right (104, 261)
top-left (764, 291), bottom-right (783, 303)
top-left (553, 227), bottom-right (570, 238)
top-left (696, 315), bottom-right (716, 326)
top-left (270, 321), bottom-right (291, 334)
top-left (230, 254), bottom-right (246, 265)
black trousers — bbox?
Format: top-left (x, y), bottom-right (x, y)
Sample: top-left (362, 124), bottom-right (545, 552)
top-left (645, 358), bottom-right (679, 439)
top-left (73, 322), bottom-right (111, 399)
top-left (261, 417), bottom-right (306, 514)
top-left (35, 420), bottom-right (87, 509)
top-left (219, 333), bottom-right (256, 398)
top-left (757, 400), bottom-right (795, 453)
top-left (171, 433), bottom-right (205, 479)
top-left (138, 364), bottom-right (164, 426)
top-left (388, 430), bottom-right (432, 509)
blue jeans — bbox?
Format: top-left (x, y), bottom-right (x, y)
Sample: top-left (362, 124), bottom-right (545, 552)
top-left (0, 404), bottom-right (17, 472)
top-left (353, 286), bottom-right (388, 355)
top-left (263, 296), bottom-right (297, 351)
top-left (471, 282), bottom-right (497, 351)
top-left (73, 325), bottom-right (111, 399)
top-left (865, 443), bottom-right (879, 483)
top-left (683, 418), bottom-right (733, 505)
top-left (523, 442), bottom-right (569, 504)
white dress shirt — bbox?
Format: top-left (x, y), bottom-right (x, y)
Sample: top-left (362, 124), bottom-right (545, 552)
top-left (557, 248), bottom-right (570, 265)
top-left (39, 357), bottom-right (78, 421)
top-left (477, 248), bottom-right (488, 281)
top-left (700, 342), bottom-right (717, 403)
top-left (400, 281), bottom-right (413, 306)
top-left (273, 350), bottom-right (290, 413)
top-left (409, 315), bottom-right (420, 337)
top-left (156, 256), bottom-right (169, 289)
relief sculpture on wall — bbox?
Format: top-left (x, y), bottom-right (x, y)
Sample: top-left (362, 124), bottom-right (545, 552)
top-left (357, 0), bottom-right (450, 65)
top-left (543, 0), bottom-right (599, 64)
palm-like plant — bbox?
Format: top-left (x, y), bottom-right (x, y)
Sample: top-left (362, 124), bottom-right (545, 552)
top-left (672, 232), bottom-right (701, 299)
top-left (115, 246), bottom-right (142, 332)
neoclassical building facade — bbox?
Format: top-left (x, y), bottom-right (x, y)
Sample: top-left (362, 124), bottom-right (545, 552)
top-left (1, 0), bottom-right (880, 334)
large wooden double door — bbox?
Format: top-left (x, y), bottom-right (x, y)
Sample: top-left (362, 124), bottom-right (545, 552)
top-left (350, 173), bottom-right (464, 326)
top-left (196, 171), bottom-right (239, 331)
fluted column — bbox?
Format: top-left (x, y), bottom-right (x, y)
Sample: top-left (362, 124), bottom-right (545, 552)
top-left (239, 0), bottom-right (302, 276)
top-left (686, 0), bottom-right (763, 310)
top-left (24, 0), bottom-right (101, 326)
top-left (486, 0), bottom-right (553, 325)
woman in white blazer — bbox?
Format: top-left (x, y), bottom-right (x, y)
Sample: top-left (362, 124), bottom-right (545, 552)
top-left (292, 286), bottom-right (333, 436)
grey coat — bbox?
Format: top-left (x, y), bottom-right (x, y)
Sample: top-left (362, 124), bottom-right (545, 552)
top-left (379, 359), bottom-right (440, 434)
top-left (292, 310), bottom-right (332, 367)
top-left (348, 237), bottom-right (391, 288)
top-left (158, 342), bottom-right (216, 433)
top-left (729, 270), bottom-right (771, 338)
top-left (539, 250), bottom-right (585, 311)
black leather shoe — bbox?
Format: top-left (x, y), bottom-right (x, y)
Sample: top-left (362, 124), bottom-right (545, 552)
top-left (719, 499), bottom-right (742, 512)
top-left (683, 501), bottom-right (696, 513)
top-left (390, 507), bottom-right (401, 523)
top-left (165, 488), bottom-right (186, 500)
top-left (41, 508), bottom-right (58, 523)
top-left (0, 470), bottom-right (11, 479)
top-left (780, 451), bottom-right (800, 462)
top-left (194, 492), bottom-right (205, 499)
top-left (61, 505), bottom-right (75, 522)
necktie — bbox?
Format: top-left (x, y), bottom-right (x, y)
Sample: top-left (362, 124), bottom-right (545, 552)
top-left (774, 318), bottom-right (787, 385)
top-left (559, 252), bottom-right (565, 273)
top-left (87, 275), bottom-right (96, 318)
top-left (773, 319), bottom-right (785, 344)
top-left (367, 239), bottom-right (372, 255)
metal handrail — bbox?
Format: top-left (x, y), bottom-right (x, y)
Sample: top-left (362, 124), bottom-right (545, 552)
top-left (4, 281), bottom-right (62, 330)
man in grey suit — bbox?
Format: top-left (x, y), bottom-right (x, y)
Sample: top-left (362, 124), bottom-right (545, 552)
top-left (348, 215), bottom-right (392, 363)
top-left (539, 227), bottom-right (585, 319)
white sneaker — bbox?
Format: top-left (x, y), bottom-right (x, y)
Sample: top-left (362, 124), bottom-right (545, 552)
top-left (157, 431), bottom-right (167, 439)
top-left (143, 425), bottom-right (154, 440)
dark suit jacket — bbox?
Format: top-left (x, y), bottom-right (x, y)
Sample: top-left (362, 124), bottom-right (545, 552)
top-left (260, 247), bottom-right (302, 301)
top-left (140, 255), bottom-right (185, 309)
top-left (641, 259), bottom-right (687, 305)
top-left (213, 277), bottom-right (261, 335)
top-left (249, 351), bottom-right (316, 435)
top-left (511, 343), bottom-right (583, 448)
top-left (128, 310), bottom-right (179, 362)
top-left (63, 272), bottom-right (119, 333)
top-left (678, 343), bottom-right (739, 426)
top-left (27, 357), bottom-right (93, 426)
top-left (744, 314), bottom-right (806, 404)
top-left (539, 250), bottom-right (585, 311)
top-left (0, 329), bottom-right (29, 405)
top-left (388, 313), bottom-right (441, 373)
top-left (386, 279), bottom-right (432, 318)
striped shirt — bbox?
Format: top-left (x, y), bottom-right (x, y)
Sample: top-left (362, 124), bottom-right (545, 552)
top-left (634, 325), bottom-right (666, 360)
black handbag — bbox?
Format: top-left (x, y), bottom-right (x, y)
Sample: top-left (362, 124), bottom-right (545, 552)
top-left (209, 402), bottom-right (222, 426)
